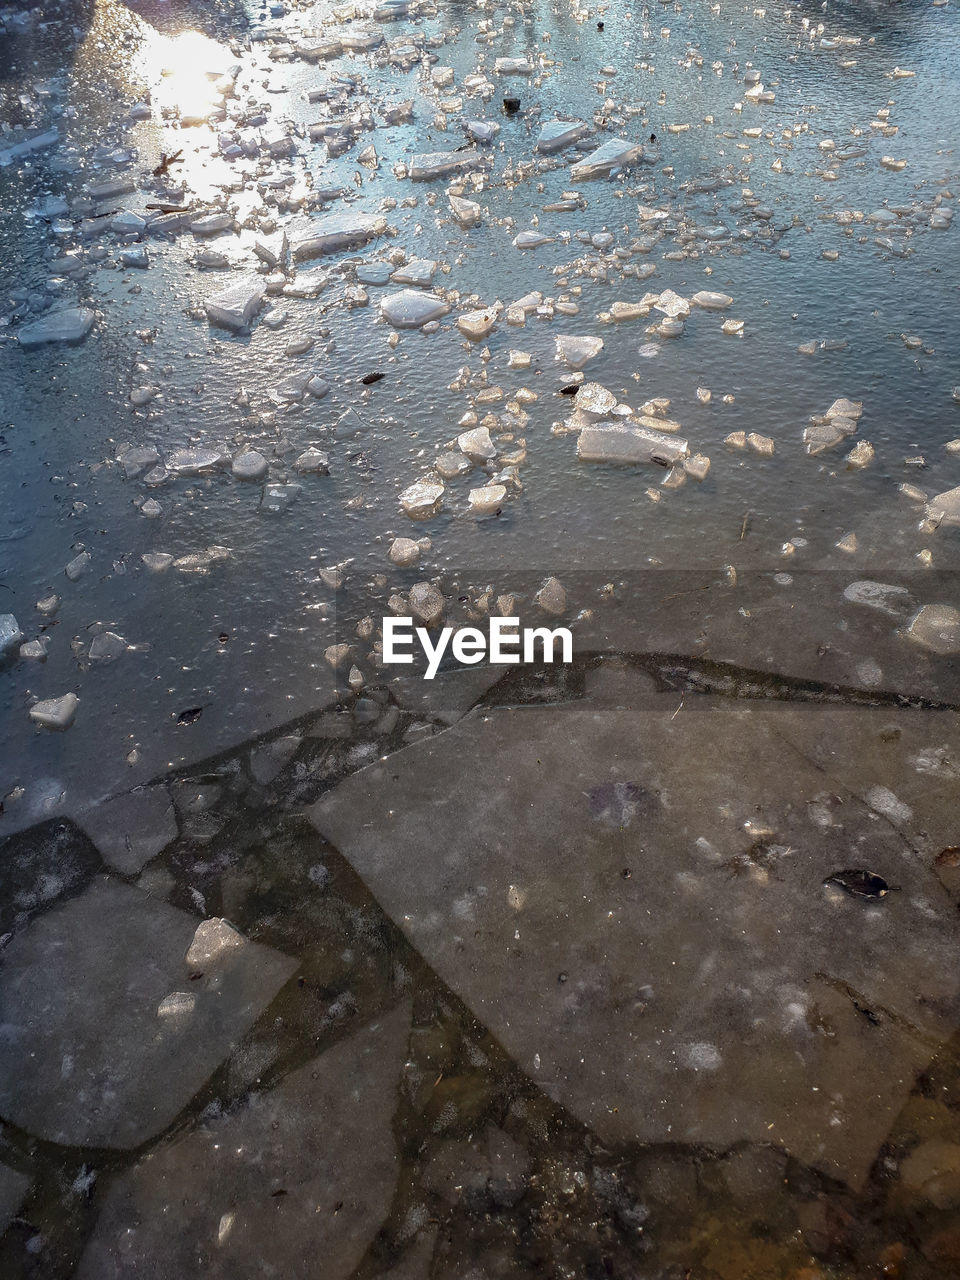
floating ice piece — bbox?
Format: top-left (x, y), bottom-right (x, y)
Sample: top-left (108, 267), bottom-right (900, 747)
top-left (845, 440), bottom-right (874, 469)
top-left (536, 119), bottom-right (591, 154)
top-left (292, 448), bottom-right (330, 474)
top-left (513, 230), bottom-right (555, 249)
top-left (574, 383), bottom-right (618, 420)
top-left (747, 432), bottom-right (774, 456)
top-left (803, 421), bottom-right (853, 456)
top-left (684, 454), bottom-right (711, 481)
top-left (458, 425), bottom-right (496, 463)
top-left (457, 306), bottom-right (500, 339)
top-left (843, 580), bottom-right (913, 615)
top-left (926, 487), bottom-right (960, 528)
top-left (167, 448), bottom-right (230, 475)
top-left (578, 421), bottom-right (688, 466)
top-left (721, 319), bottom-right (745, 336)
top-left (691, 290), bottom-right (733, 310)
top-left (556, 335), bottom-right (603, 368)
top-left (570, 139), bottom-right (643, 180)
top-left (65, 551), bottom-right (91, 581)
top-left (449, 194), bottom-right (482, 225)
top-left (292, 213), bottom-right (385, 260)
top-left (409, 583), bottom-right (444, 626)
top-left (0, 126), bottom-right (59, 167)
top-left (390, 259), bottom-right (437, 287)
top-left (29, 692), bottom-right (78, 731)
top-left (17, 308), bottom-right (95, 347)
top-left (464, 120), bottom-right (500, 143)
top-left (825, 398), bottom-right (863, 421)
top-left (494, 57), bottom-right (533, 74)
top-left (205, 278), bottom-right (265, 332)
top-left (381, 290), bottom-right (451, 328)
top-left (468, 484), bottom-right (506, 514)
top-left (400, 480), bottom-right (444, 518)
top-left (410, 150), bottom-right (487, 181)
top-left (905, 605), bottom-right (960, 655)
top-left (190, 213), bottom-right (234, 237)
top-left (536, 577), bottom-right (567, 616)
top-left (261, 483), bottom-right (301, 514)
top-left (89, 632), bottom-right (126, 663)
top-left (231, 451), bottom-right (268, 481)
top-left (0, 615), bottom-right (23, 659)
top-left (388, 538), bottom-right (421, 567)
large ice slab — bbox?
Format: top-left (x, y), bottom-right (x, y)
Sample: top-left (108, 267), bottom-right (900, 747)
top-left (577, 421), bottom-right (689, 466)
top-left (76, 1003), bottom-right (411, 1279)
top-left (310, 703), bottom-right (960, 1187)
top-left (78, 786), bottom-right (178, 874)
top-left (409, 149), bottom-right (487, 181)
top-left (17, 307), bottom-right (95, 347)
top-left (570, 138), bottom-right (644, 179)
top-left (0, 878), bottom-right (297, 1147)
top-left (291, 212), bottom-right (385, 261)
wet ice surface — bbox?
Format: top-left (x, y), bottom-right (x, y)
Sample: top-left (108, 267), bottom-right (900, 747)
top-left (2, 0), bottom-right (960, 1274)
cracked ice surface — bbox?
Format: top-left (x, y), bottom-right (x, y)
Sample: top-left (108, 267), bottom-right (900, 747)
top-left (311, 700), bottom-right (960, 1187)
top-left (76, 1003), bottom-right (411, 1279)
top-left (0, 878), bottom-right (297, 1147)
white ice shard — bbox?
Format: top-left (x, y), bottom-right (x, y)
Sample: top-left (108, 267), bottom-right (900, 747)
top-left (204, 278), bottom-right (265, 331)
top-left (409, 150), bottom-right (486, 181)
top-left (556, 334), bottom-right (604, 368)
top-left (17, 308), bottom-right (95, 347)
top-left (577, 421), bottom-right (689, 466)
top-left (291, 212), bottom-right (385, 260)
top-left (570, 138), bottom-right (643, 180)
top-left (380, 290), bottom-right (451, 328)
top-left (536, 119), bottom-right (591, 154)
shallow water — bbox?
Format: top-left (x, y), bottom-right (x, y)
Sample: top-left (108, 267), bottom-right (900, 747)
top-left (1, 0), bottom-right (960, 1274)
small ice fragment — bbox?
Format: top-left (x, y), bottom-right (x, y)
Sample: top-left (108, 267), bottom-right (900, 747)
top-left (29, 692), bottom-right (78, 731)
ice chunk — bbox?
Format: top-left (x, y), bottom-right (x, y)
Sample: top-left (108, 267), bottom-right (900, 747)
top-left (926, 487), bottom-right (960, 528)
top-left (292, 448), bottom-right (330, 474)
top-left (513, 231), bottom-right (555, 249)
top-left (89, 632), bottom-right (126, 663)
top-left (468, 484), bottom-right (507, 515)
top-left (578, 421), bottom-right (688, 466)
top-left (0, 615), bottom-right (24, 659)
top-left (400, 480), bottom-right (444, 518)
top-left (464, 120), bottom-right (500, 144)
top-left (29, 692), bottom-right (78, 731)
top-left (260, 483), bottom-right (301, 514)
top-left (845, 440), bottom-right (874, 469)
top-left (570, 139), bottom-right (643, 180)
top-left (409, 150), bottom-right (486, 181)
top-left (574, 383), bottom-right (618, 420)
top-left (291, 213), bottom-right (385, 260)
top-left (495, 57), bottom-right (533, 74)
top-left (690, 290), bottom-right (733, 310)
top-left (390, 259), bottom-right (437, 287)
top-left (231, 451), bottom-right (269, 481)
top-left (381, 290), bottom-right (451, 328)
top-left (167, 448), bottom-right (231, 475)
top-left (17, 308), bottom-right (95, 348)
top-left (449, 194), bottom-right (482, 225)
top-left (905, 605), bottom-right (960, 655)
top-left (388, 538), bottom-right (421, 567)
top-left (536, 120), bottom-right (591, 154)
top-left (205, 278), bottom-right (265, 332)
top-left (457, 306), bottom-right (500, 340)
top-left (843, 580), bottom-right (914, 615)
top-left (536, 577), bottom-right (567, 615)
top-left (409, 583), bottom-right (444, 625)
top-left (556, 335), bottom-right (604, 368)
top-left (458, 425), bottom-right (496, 463)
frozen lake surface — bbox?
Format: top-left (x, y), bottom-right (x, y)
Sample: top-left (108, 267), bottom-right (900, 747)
top-left (1, 0), bottom-right (960, 1274)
